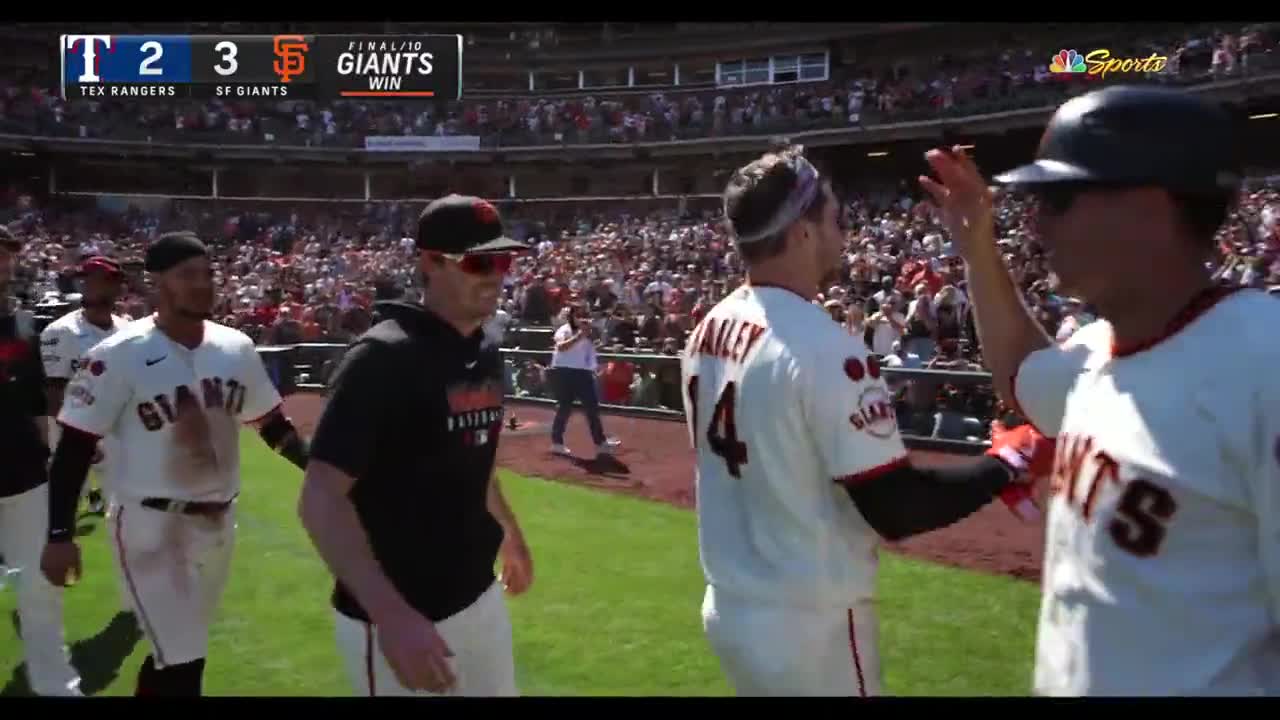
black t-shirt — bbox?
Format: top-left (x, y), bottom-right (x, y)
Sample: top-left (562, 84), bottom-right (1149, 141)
top-left (308, 301), bottom-right (506, 624)
top-left (607, 317), bottom-right (637, 347)
top-left (0, 306), bottom-right (49, 498)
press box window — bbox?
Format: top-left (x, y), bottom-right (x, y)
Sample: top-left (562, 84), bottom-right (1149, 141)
top-left (772, 56), bottom-right (799, 83)
top-left (800, 53), bottom-right (829, 81)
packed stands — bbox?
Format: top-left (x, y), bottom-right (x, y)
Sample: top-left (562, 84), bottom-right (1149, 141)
top-left (4, 21), bottom-right (1279, 442)
top-left (2, 22), bottom-right (1275, 147)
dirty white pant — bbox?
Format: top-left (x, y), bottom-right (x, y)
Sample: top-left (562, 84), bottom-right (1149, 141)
top-left (0, 483), bottom-right (81, 696)
top-left (702, 584), bottom-right (884, 697)
top-left (334, 579), bottom-right (517, 697)
top-left (107, 500), bottom-right (235, 669)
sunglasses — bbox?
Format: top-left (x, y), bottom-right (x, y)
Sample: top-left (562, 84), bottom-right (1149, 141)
top-left (430, 252), bottom-right (514, 276)
top-left (1031, 182), bottom-right (1133, 216)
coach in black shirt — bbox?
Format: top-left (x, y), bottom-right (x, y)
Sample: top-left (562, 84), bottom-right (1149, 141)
top-left (299, 195), bottom-right (534, 697)
top-left (0, 229), bottom-right (82, 696)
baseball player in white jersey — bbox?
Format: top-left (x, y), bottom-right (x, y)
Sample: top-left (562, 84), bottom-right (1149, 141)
top-left (40, 256), bottom-right (130, 514)
top-left (40, 232), bottom-right (312, 696)
top-left (684, 145), bottom-right (1040, 697)
top-left (921, 85), bottom-right (1280, 694)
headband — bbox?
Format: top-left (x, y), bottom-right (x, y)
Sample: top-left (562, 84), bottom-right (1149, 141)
top-left (731, 155), bottom-right (823, 244)
top-left (145, 232), bottom-right (209, 272)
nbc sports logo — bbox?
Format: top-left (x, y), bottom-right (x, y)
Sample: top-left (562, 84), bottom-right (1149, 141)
top-left (1049, 49), bottom-right (1086, 74)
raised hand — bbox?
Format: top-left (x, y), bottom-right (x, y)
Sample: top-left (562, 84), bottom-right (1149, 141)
top-left (918, 146), bottom-right (997, 257)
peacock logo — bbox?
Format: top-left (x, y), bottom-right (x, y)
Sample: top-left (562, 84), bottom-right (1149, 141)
top-left (1049, 49), bottom-right (1087, 74)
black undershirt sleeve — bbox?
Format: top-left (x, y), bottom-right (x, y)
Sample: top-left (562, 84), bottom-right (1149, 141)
top-left (843, 456), bottom-right (1013, 542)
top-left (48, 424), bottom-right (99, 540)
top-left (308, 340), bottom-right (391, 482)
top-left (257, 410), bottom-right (309, 470)
top-left (18, 331), bottom-right (48, 417)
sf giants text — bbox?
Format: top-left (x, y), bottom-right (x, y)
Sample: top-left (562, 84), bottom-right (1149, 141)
top-left (1051, 432), bottom-right (1180, 557)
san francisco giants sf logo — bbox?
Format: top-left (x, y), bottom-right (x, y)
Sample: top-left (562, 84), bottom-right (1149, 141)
top-left (272, 35), bottom-right (309, 83)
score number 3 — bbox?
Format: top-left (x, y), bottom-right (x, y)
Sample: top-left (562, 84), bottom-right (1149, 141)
top-left (687, 376), bottom-right (749, 478)
top-left (214, 40), bottom-right (239, 76)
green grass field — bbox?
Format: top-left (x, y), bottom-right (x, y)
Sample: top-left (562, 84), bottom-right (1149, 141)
top-left (0, 435), bottom-right (1040, 696)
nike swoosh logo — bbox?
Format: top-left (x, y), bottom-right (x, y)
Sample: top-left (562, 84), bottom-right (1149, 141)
top-left (145, 356), bottom-right (166, 366)
top-left (465, 361), bottom-right (477, 369)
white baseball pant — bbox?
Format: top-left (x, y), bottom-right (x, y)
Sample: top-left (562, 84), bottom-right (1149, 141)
top-left (701, 585), bottom-right (884, 697)
top-left (106, 500), bottom-right (236, 669)
top-left (334, 579), bottom-right (517, 697)
top-left (0, 483), bottom-right (82, 696)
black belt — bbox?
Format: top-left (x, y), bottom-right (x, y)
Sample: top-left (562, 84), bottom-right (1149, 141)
top-left (141, 495), bottom-right (237, 516)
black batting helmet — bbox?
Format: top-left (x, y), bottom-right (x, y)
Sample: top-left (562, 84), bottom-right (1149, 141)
top-left (994, 85), bottom-right (1242, 196)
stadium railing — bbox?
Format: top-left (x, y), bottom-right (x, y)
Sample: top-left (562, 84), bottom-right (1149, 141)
top-left (257, 342), bottom-right (996, 456)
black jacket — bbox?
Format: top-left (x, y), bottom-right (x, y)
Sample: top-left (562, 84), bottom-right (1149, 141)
top-left (309, 302), bottom-right (507, 623)
top-left (0, 306), bottom-right (49, 498)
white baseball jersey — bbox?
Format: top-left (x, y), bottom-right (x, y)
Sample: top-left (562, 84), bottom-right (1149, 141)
top-left (1013, 287), bottom-right (1280, 696)
top-left (681, 284), bottom-right (908, 609)
top-left (58, 316), bottom-right (282, 503)
top-left (40, 309), bottom-right (131, 471)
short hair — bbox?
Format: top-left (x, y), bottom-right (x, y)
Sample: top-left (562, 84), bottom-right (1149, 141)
top-left (1169, 190), bottom-right (1235, 252)
top-left (722, 144), bottom-right (829, 265)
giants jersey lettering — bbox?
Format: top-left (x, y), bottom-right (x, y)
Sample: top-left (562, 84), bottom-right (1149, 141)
top-left (681, 285), bottom-right (907, 609)
top-left (1013, 289), bottom-right (1280, 696)
top-left (58, 317), bottom-right (281, 503)
top-left (40, 309), bottom-right (131, 474)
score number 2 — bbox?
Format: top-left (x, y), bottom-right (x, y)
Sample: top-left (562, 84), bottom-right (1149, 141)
top-left (686, 376), bottom-right (749, 478)
top-left (139, 41), bottom-right (163, 75)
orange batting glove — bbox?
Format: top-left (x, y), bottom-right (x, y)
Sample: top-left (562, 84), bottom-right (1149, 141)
top-left (987, 423), bottom-right (1055, 523)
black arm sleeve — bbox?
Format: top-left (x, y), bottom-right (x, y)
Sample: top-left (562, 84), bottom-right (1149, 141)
top-left (48, 424), bottom-right (99, 540)
top-left (308, 340), bottom-right (390, 481)
top-left (843, 456), bottom-right (1013, 542)
top-left (19, 333), bottom-right (48, 417)
top-left (258, 409), bottom-right (309, 471)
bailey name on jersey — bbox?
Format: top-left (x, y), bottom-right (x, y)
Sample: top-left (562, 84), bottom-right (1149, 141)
top-left (687, 316), bottom-right (768, 364)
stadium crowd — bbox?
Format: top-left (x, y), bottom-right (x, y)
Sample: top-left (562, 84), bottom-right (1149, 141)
top-left (7, 176), bottom-right (1279, 440)
top-left (3, 20), bottom-right (1277, 440)
top-left (1, 23), bottom-right (1274, 147)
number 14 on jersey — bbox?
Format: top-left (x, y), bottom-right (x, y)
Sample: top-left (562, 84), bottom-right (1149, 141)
top-left (687, 376), bottom-right (749, 478)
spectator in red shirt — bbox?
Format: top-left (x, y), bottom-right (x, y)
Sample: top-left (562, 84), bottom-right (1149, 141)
top-left (909, 261), bottom-right (945, 297)
top-left (599, 351), bottom-right (636, 405)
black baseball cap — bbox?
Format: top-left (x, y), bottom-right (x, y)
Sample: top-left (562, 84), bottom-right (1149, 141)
top-left (416, 194), bottom-right (529, 255)
top-left (993, 85), bottom-right (1241, 195)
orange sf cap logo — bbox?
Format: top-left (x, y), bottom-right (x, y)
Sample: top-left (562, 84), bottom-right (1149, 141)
top-left (273, 35), bottom-right (309, 83)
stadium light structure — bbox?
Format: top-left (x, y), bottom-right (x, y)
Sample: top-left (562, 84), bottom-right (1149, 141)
top-left (1249, 112), bottom-right (1277, 120)
top-left (866, 151), bottom-right (889, 157)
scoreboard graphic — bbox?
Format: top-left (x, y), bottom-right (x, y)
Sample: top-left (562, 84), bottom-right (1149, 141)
top-left (60, 34), bottom-right (463, 101)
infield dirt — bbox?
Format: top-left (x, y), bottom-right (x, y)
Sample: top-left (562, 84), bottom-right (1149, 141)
top-left (284, 393), bottom-right (1045, 583)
